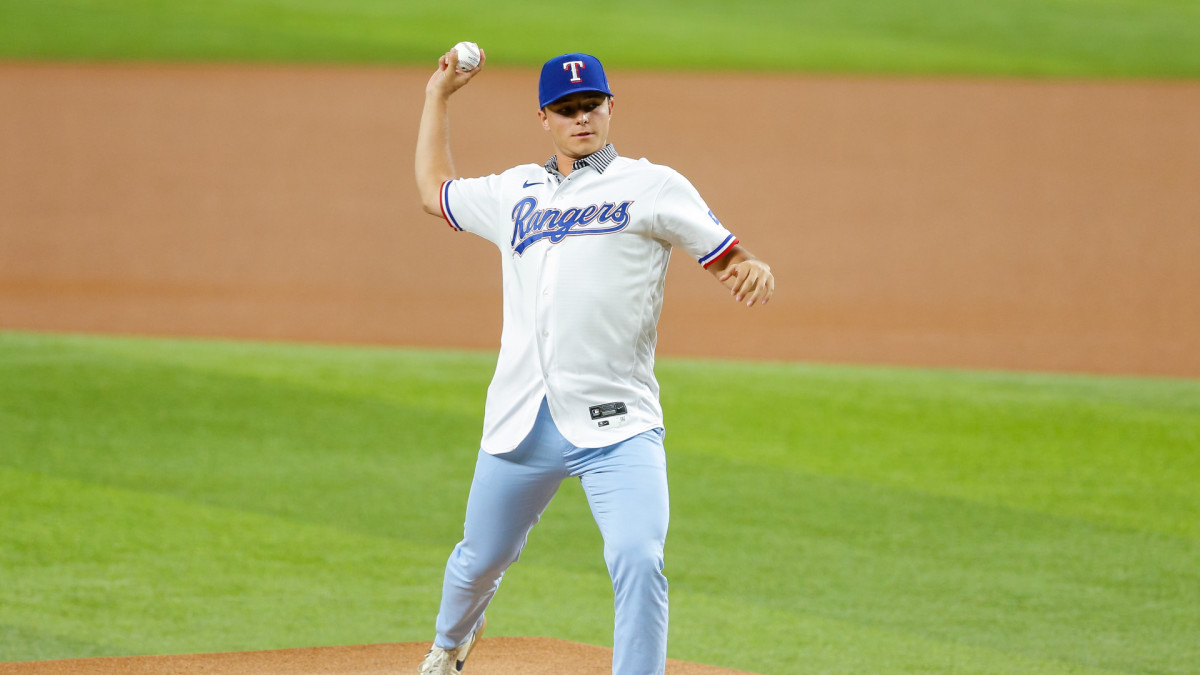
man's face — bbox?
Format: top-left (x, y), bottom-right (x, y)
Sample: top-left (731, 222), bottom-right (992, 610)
top-left (538, 93), bottom-right (614, 160)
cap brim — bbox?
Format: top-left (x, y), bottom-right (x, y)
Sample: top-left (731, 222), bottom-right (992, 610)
top-left (540, 88), bottom-right (613, 108)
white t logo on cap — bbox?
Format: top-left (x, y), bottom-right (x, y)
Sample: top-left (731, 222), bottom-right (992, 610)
top-left (563, 60), bottom-right (586, 83)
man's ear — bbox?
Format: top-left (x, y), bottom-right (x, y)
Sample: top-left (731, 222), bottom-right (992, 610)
top-left (537, 108), bottom-right (549, 131)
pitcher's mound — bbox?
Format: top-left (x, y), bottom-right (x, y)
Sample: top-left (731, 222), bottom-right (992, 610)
top-left (0, 638), bottom-right (760, 674)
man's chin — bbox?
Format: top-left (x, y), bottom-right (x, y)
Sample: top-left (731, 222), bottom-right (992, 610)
top-left (568, 140), bottom-right (602, 157)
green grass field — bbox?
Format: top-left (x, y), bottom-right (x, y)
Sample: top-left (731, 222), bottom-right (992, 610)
top-left (2, 331), bottom-right (1198, 673)
top-left (1, 0), bottom-right (1199, 77)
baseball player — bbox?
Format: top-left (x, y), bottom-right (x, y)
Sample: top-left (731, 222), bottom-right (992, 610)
top-left (413, 47), bottom-right (774, 675)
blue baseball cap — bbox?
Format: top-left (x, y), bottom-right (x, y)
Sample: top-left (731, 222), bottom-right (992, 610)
top-left (538, 53), bottom-right (613, 108)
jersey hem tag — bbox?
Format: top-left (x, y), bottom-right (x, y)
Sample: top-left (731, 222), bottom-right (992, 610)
top-left (589, 402), bottom-right (629, 428)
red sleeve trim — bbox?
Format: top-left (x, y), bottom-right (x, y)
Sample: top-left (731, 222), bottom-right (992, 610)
top-left (701, 236), bottom-right (739, 269)
top-left (439, 180), bottom-right (462, 231)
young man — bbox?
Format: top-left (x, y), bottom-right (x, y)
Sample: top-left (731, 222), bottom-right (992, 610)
top-left (413, 48), bottom-right (774, 675)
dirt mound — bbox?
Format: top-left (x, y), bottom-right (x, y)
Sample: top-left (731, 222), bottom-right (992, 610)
top-left (0, 638), bottom-right (759, 674)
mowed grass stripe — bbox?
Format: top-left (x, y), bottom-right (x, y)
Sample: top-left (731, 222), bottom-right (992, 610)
top-left (0, 0), bottom-right (1198, 77)
top-left (2, 331), bottom-right (1199, 673)
top-left (668, 593), bottom-right (1125, 675)
top-left (667, 457), bottom-right (1199, 674)
top-left (0, 468), bottom-right (448, 661)
top-left (0, 332), bottom-right (490, 545)
top-left (659, 359), bottom-right (1200, 540)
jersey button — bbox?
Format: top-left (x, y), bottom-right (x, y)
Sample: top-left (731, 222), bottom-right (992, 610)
top-left (542, 330), bottom-right (549, 337)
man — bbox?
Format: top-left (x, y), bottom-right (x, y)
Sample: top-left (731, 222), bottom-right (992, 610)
top-left (413, 47), bottom-right (774, 675)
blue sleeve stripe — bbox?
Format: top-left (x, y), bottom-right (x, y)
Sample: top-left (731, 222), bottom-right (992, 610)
top-left (440, 180), bottom-right (463, 231)
top-left (699, 234), bottom-right (737, 267)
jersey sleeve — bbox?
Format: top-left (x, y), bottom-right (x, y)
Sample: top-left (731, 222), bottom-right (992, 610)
top-left (439, 171), bottom-right (513, 248)
top-left (651, 171), bottom-right (739, 268)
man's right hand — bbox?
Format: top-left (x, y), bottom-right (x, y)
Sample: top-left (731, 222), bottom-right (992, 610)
top-left (426, 48), bottom-right (487, 100)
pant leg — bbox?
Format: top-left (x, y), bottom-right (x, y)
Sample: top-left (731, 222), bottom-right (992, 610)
top-left (572, 428), bottom-right (670, 675)
top-left (434, 404), bottom-right (569, 648)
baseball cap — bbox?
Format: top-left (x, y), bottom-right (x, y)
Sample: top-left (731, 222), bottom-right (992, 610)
top-left (538, 53), bottom-right (613, 108)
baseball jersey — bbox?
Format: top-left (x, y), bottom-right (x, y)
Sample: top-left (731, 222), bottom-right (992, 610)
top-left (439, 145), bottom-right (738, 454)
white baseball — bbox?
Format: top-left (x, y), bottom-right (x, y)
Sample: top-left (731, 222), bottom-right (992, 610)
top-left (453, 41), bottom-right (481, 71)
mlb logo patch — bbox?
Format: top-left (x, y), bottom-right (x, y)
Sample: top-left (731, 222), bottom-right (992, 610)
top-left (708, 209), bottom-right (721, 225)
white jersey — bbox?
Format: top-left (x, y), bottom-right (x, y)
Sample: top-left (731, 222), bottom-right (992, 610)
top-left (440, 147), bottom-right (738, 453)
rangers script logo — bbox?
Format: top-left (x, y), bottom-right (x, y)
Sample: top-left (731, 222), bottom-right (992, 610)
top-left (510, 196), bottom-right (633, 255)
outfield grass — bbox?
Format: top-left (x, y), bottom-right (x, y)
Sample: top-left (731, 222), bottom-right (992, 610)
top-left (1, 0), bottom-right (1199, 78)
top-left (2, 332), bottom-right (1198, 672)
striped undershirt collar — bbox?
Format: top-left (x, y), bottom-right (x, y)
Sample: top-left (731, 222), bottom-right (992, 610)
top-left (544, 143), bottom-right (618, 179)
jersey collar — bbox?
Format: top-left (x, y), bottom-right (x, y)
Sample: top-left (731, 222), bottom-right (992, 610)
top-left (544, 143), bottom-right (618, 180)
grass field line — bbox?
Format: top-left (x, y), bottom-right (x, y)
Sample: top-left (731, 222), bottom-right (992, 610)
top-left (0, 331), bottom-right (500, 428)
top-left (0, 462), bottom-right (450, 551)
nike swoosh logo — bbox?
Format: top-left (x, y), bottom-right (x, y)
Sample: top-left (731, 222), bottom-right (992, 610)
top-left (523, 180), bottom-right (540, 188)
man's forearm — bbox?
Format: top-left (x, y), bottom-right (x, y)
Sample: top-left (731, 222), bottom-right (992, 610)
top-left (415, 94), bottom-right (456, 216)
top-left (414, 48), bottom-right (486, 216)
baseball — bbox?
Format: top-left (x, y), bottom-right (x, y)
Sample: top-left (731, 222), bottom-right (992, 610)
top-left (453, 41), bottom-right (481, 71)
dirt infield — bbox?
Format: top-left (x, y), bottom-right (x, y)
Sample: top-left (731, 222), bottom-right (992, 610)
top-left (1, 64), bottom-right (1198, 376)
top-left (0, 638), bottom-right (758, 675)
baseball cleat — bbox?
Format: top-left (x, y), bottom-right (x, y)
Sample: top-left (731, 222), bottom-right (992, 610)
top-left (418, 617), bottom-right (486, 674)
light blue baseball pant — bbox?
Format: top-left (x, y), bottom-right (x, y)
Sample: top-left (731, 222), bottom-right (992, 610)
top-left (433, 397), bottom-right (670, 675)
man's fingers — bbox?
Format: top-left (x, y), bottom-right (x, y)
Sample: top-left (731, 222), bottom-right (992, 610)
top-left (733, 266), bottom-right (758, 301)
top-left (751, 273), bottom-right (776, 306)
top-left (722, 261), bottom-right (774, 306)
top-left (730, 273), bottom-right (748, 298)
top-left (429, 48), bottom-right (486, 97)
top-left (451, 48), bottom-right (486, 76)
top-left (736, 267), bottom-right (776, 307)
top-left (745, 280), bottom-right (768, 306)
top-left (740, 276), bottom-right (759, 305)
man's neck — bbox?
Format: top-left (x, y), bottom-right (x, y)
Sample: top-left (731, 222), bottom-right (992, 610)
top-left (557, 152), bottom-right (581, 177)
top-left (546, 144), bottom-right (616, 180)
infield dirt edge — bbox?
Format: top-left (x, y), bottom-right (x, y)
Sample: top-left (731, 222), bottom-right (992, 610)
top-left (0, 637), bottom-right (761, 675)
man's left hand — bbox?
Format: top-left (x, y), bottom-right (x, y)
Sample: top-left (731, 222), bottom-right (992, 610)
top-left (719, 259), bottom-right (774, 307)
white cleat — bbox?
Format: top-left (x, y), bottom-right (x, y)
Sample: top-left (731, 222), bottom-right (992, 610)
top-left (418, 617), bottom-right (486, 674)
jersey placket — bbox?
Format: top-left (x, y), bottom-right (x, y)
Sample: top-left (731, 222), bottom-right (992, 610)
top-left (534, 174), bottom-right (574, 400)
